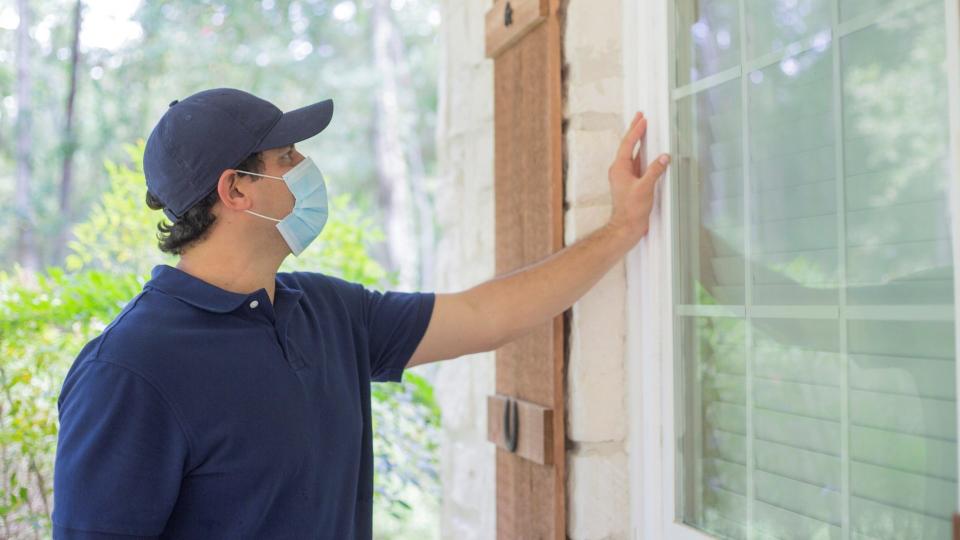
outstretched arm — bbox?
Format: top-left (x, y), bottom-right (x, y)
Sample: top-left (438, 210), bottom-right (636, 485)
top-left (407, 112), bottom-right (670, 368)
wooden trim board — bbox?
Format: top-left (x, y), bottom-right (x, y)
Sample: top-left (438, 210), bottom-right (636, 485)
top-left (485, 0), bottom-right (549, 58)
top-left (487, 0), bottom-right (566, 538)
top-left (486, 394), bottom-right (554, 465)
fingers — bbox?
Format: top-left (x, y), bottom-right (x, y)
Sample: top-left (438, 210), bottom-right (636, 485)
top-left (632, 140), bottom-right (645, 177)
top-left (642, 153), bottom-right (671, 184)
top-left (616, 112), bottom-right (647, 162)
top-left (615, 111), bottom-right (671, 182)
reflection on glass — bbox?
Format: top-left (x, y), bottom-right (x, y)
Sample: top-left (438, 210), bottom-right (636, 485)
top-left (676, 0), bottom-right (741, 86)
top-left (847, 319), bottom-right (957, 538)
top-left (842, 2), bottom-right (952, 306)
top-left (674, 0), bottom-right (957, 538)
top-left (749, 47), bottom-right (837, 305)
top-left (679, 316), bottom-right (747, 538)
top-left (751, 318), bottom-right (842, 538)
top-left (840, 0), bottom-right (905, 22)
top-left (842, 6), bottom-right (957, 524)
top-left (677, 79), bottom-right (744, 305)
top-left (745, 0), bottom-right (831, 59)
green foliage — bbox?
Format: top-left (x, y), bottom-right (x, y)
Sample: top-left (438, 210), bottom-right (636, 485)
top-left (0, 143), bottom-right (439, 538)
top-left (64, 140), bottom-right (174, 276)
top-left (0, 0), bottom-right (441, 267)
top-left (370, 371), bottom-right (441, 538)
top-left (0, 264), bottom-right (141, 537)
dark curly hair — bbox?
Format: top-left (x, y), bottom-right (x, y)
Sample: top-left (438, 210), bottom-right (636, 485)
top-left (145, 151), bottom-right (265, 255)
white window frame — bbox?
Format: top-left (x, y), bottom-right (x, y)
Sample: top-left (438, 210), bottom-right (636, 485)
top-left (622, 0), bottom-right (960, 538)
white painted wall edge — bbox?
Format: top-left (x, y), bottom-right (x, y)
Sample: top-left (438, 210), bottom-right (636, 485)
top-left (623, 1), bottom-right (722, 537)
top-left (623, 0), bottom-right (671, 538)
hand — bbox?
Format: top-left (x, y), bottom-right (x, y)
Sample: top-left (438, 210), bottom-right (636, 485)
top-left (607, 111), bottom-right (671, 243)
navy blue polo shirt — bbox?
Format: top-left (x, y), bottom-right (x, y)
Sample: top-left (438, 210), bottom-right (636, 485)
top-left (52, 264), bottom-right (435, 539)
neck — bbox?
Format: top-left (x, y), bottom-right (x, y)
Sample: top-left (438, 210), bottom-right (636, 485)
top-left (175, 243), bottom-right (285, 305)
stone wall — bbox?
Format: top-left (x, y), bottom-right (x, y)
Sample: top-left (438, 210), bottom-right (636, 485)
top-left (433, 0), bottom-right (629, 538)
top-left (432, 1), bottom-right (496, 538)
top-left (562, 0), bottom-right (630, 538)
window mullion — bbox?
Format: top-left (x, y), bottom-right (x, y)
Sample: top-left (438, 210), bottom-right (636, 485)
top-left (944, 0), bottom-right (960, 510)
top-left (736, 0), bottom-right (754, 538)
top-left (829, 0), bottom-right (851, 538)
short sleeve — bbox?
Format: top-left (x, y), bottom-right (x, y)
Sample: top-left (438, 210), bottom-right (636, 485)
top-left (53, 360), bottom-right (191, 539)
top-left (360, 287), bottom-right (436, 383)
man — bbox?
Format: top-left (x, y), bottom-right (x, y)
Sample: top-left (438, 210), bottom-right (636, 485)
top-left (51, 88), bottom-right (669, 539)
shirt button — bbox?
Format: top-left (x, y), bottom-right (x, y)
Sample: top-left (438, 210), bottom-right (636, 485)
top-left (249, 300), bottom-right (259, 309)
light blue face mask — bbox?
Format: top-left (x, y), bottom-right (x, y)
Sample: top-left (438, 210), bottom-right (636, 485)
top-left (235, 155), bottom-right (329, 256)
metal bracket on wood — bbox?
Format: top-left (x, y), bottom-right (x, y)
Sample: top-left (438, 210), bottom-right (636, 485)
top-left (484, 0), bottom-right (549, 58)
top-left (487, 394), bottom-right (553, 465)
top-left (503, 397), bottom-right (519, 452)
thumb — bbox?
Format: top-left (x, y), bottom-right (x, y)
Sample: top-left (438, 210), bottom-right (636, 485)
top-left (642, 154), bottom-right (671, 184)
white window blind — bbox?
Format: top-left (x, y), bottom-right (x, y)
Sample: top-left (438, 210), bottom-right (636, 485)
top-left (671, 0), bottom-right (958, 538)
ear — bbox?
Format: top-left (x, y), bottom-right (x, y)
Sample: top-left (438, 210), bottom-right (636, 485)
top-left (215, 169), bottom-right (254, 214)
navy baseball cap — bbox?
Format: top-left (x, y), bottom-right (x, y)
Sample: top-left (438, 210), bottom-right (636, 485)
top-left (143, 87), bottom-right (334, 223)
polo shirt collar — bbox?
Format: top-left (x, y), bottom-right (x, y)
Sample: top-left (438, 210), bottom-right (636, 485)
top-left (145, 264), bottom-right (302, 314)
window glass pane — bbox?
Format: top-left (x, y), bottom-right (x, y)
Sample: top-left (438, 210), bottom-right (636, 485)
top-left (842, 3), bottom-right (952, 307)
top-left (678, 316), bottom-right (747, 538)
top-left (672, 0), bottom-right (958, 538)
top-left (847, 319), bottom-right (957, 537)
top-left (676, 0), bottom-right (741, 86)
top-left (745, 0), bottom-right (831, 60)
top-left (677, 79), bottom-right (745, 306)
top-left (748, 47), bottom-right (837, 305)
top-left (843, 0), bottom-right (958, 518)
top-left (751, 318), bottom-right (842, 538)
top-left (839, 0), bottom-right (928, 22)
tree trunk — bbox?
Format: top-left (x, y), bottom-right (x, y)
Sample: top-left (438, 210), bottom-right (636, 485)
top-left (56, 0), bottom-right (84, 264)
top-left (370, 0), bottom-right (434, 290)
top-left (396, 45), bottom-right (436, 291)
top-left (14, 0), bottom-right (38, 276)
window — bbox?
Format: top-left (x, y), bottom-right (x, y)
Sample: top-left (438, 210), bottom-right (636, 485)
top-left (666, 0), bottom-right (960, 538)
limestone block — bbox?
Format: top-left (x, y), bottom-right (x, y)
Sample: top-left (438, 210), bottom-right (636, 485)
top-left (563, 201), bottom-right (611, 246)
top-left (567, 269), bottom-right (627, 443)
top-left (565, 125), bottom-right (621, 206)
top-left (566, 74), bottom-right (624, 117)
top-left (440, 437), bottom-right (495, 540)
top-left (563, 0), bottom-right (622, 85)
top-left (563, 0), bottom-right (623, 119)
top-left (567, 446), bottom-right (629, 539)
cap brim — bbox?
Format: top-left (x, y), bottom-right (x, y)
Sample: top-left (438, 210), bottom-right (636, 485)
top-left (253, 98), bottom-right (334, 152)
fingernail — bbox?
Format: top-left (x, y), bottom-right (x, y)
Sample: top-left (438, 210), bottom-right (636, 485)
top-left (658, 154), bottom-right (671, 165)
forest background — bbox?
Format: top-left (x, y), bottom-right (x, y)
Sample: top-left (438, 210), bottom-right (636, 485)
top-left (0, 0), bottom-right (444, 538)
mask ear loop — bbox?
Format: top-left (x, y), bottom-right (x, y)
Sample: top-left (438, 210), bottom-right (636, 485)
top-left (234, 169), bottom-right (285, 222)
top-left (245, 209), bottom-right (282, 222)
top-left (234, 169), bottom-right (284, 180)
